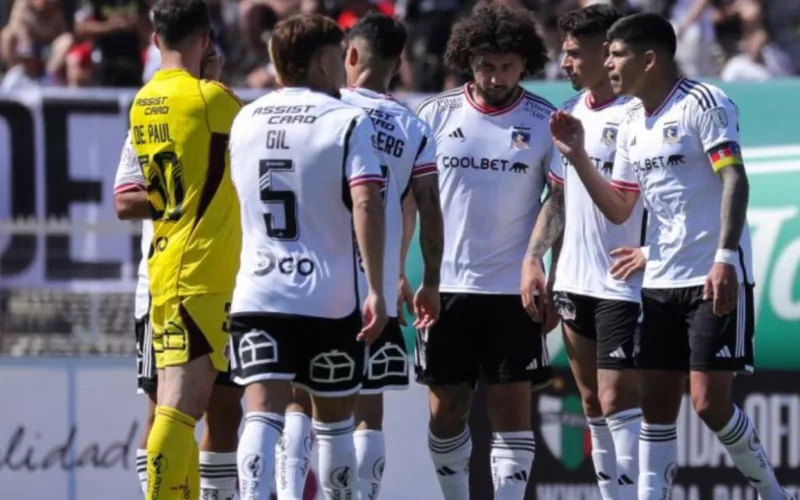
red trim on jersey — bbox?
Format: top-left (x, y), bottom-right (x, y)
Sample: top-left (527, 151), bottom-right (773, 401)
top-left (645, 78), bottom-right (685, 117)
top-left (463, 83), bottom-right (525, 116)
top-left (548, 172), bottom-right (564, 185)
top-left (412, 163), bottom-right (439, 177)
top-left (610, 180), bottom-right (640, 192)
top-left (114, 182), bottom-right (146, 194)
top-left (585, 92), bottom-right (618, 111)
top-left (349, 174), bottom-right (384, 187)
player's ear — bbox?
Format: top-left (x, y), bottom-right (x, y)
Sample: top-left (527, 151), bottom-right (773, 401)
top-left (392, 57), bottom-right (401, 76)
top-left (153, 32), bottom-right (161, 50)
top-left (348, 45), bottom-right (358, 67)
top-left (643, 49), bottom-right (657, 73)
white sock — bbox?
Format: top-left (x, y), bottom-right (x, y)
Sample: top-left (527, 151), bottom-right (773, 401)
top-left (716, 406), bottom-right (783, 499)
top-left (428, 428), bottom-right (472, 500)
top-left (587, 417), bottom-right (618, 500)
top-left (314, 417), bottom-right (357, 500)
top-left (238, 412), bottom-right (285, 500)
top-left (490, 431), bottom-right (535, 500)
top-left (136, 448), bottom-right (148, 498)
top-left (200, 451), bottom-right (237, 500)
top-left (276, 411), bottom-right (313, 500)
top-left (607, 408), bottom-right (642, 500)
top-left (638, 422), bottom-right (678, 500)
top-left (354, 429), bottom-right (386, 500)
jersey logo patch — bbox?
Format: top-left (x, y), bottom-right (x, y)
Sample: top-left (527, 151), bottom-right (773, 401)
top-left (309, 350), bottom-right (356, 384)
top-left (601, 125), bottom-right (618, 146)
top-left (710, 107), bottom-right (729, 129)
top-left (667, 154), bottom-right (685, 166)
top-left (510, 127), bottom-right (531, 149)
top-left (663, 123), bottom-right (680, 144)
top-left (448, 128), bottom-right (466, 141)
top-left (367, 343), bottom-right (408, 380)
top-left (510, 162), bottom-right (529, 174)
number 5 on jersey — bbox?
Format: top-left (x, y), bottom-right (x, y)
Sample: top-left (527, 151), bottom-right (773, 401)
top-left (260, 159), bottom-right (298, 240)
top-left (138, 151), bottom-right (185, 222)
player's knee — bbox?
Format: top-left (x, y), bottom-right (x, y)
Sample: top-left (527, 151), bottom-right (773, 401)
top-left (313, 395), bottom-right (357, 423)
top-left (580, 390), bottom-right (604, 418)
top-left (429, 385), bottom-right (472, 435)
top-left (598, 370), bottom-right (638, 417)
top-left (354, 394), bottom-right (383, 430)
top-left (690, 380), bottom-right (731, 430)
top-left (487, 383), bottom-right (532, 431)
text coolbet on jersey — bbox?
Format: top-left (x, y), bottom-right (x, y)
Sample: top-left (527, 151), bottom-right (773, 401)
top-left (229, 88), bottom-right (383, 318)
top-left (550, 92), bottom-right (645, 303)
top-left (610, 78), bottom-right (754, 288)
top-left (416, 84), bottom-right (556, 294)
top-left (341, 87), bottom-right (438, 316)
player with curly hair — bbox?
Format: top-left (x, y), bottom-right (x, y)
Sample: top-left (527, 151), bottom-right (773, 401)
top-left (414, 3), bottom-right (557, 499)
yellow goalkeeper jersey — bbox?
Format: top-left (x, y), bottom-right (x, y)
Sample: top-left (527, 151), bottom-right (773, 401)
top-left (129, 68), bottom-right (242, 304)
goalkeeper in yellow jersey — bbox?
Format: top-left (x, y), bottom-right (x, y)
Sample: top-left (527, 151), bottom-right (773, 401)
top-left (128, 0), bottom-right (242, 498)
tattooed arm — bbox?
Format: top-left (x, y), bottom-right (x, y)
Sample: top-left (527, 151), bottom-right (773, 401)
top-left (718, 163), bottom-right (749, 251)
top-left (410, 175), bottom-right (444, 286)
top-left (526, 182), bottom-right (565, 261)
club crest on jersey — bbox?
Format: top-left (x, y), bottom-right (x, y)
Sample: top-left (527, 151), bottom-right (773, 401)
top-left (601, 125), bottom-right (618, 146)
top-left (710, 107), bottom-right (728, 129)
top-left (663, 122), bottom-right (680, 144)
top-left (510, 127), bottom-right (531, 149)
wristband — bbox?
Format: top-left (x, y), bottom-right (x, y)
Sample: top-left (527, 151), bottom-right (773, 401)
top-left (714, 248), bottom-right (738, 266)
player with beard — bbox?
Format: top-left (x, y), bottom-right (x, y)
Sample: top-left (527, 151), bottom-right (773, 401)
top-left (523, 6), bottom-right (644, 499)
top-left (414, 3), bottom-right (556, 499)
top-left (550, 12), bottom-right (793, 500)
top-left (273, 13), bottom-right (444, 500)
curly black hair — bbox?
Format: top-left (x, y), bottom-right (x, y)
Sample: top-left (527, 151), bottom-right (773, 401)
top-left (444, 2), bottom-right (549, 77)
top-left (558, 4), bottom-right (621, 39)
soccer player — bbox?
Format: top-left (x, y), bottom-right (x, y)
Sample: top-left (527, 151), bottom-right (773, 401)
top-left (226, 13), bottom-right (387, 500)
top-left (414, 3), bottom-right (556, 499)
top-left (128, 0), bottom-right (243, 497)
top-left (549, 12), bottom-right (793, 500)
top-left (114, 36), bottom-right (242, 500)
top-left (522, 6), bottom-right (643, 499)
top-left (272, 12), bottom-right (444, 500)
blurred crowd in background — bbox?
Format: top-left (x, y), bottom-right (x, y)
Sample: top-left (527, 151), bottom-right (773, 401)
top-left (1, 0), bottom-right (799, 93)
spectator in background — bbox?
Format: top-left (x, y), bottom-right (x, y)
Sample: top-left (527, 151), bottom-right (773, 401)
top-left (73, 0), bottom-right (150, 87)
top-left (337, 0), bottom-right (395, 30)
top-left (0, 40), bottom-right (44, 93)
top-left (670, 0), bottom-right (719, 77)
top-left (65, 41), bottom-right (95, 87)
top-left (721, 27), bottom-right (793, 80)
top-left (1, 0), bottom-right (73, 78)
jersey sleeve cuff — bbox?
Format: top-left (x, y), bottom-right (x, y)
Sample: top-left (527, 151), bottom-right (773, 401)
top-left (114, 182), bottom-right (146, 194)
top-left (349, 174), bottom-right (384, 187)
top-left (548, 171), bottom-right (564, 184)
top-left (412, 163), bottom-right (438, 178)
top-left (610, 179), bottom-right (640, 192)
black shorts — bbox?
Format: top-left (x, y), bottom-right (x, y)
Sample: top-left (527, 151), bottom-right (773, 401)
top-left (637, 284), bottom-right (755, 373)
top-left (414, 293), bottom-right (552, 388)
top-left (553, 292), bottom-right (640, 370)
top-left (361, 318), bottom-right (409, 394)
top-left (228, 310), bottom-right (366, 397)
top-left (135, 313), bottom-right (237, 396)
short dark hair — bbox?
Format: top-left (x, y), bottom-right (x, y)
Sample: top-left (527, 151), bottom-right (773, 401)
top-left (269, 14), bottom-right (344, 85)
top-left (444, 2), bottom-right (549, 77)
top-left (607, 13), bottom-right (677, 58)
top-left (152, 0), bottom-right (211, 49)
top-left (348, 12), bottom-right (407, 61)
top-left (558, 4), bottom-right (621, 39)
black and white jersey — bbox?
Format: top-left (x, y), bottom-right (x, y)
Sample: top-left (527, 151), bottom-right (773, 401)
top-left (340, 87), bottom-right (437, 317)
top-left (229, 88), bottom-right (383, 318)
top-left (113, 132), bottom-right (152, 320)
top-left (416, 84), bottom-right (555, 294)
top-left (550, 93), bottom-right (646, 303)
top-left (610, 78), bottom-right (754, 288)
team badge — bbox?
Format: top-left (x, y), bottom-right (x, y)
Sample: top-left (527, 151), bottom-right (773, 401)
top-left (510, 127), bottom-right (531, 149)
top-left (663, 123), bottom-right (679, 144)
top-left (601, 125), bottom-right (618, 146)
top-left (710, 107), bottom-right (729, 129)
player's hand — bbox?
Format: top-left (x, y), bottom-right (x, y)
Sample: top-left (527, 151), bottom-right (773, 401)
top-left (610, 246), bottom-right (647, 280)
top-left (397, 274), bottom-right (415, 326)
top-left (541, 282), bottom-right (560, 334)
top-left (521, 256), bottom-right (548, 322)
top-left (549, 111), bottom-right (585, 160)
top-left (359, 292), bottom-right (388, 344)
top-left (413, 284), bottom-right (440, 330)
top-left (704, 262), bottom-right (738, 317)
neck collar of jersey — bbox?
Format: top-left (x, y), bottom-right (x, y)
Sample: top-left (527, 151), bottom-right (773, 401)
top-left (645, 77), bottom-right (685, 117)
top-left (585, 91), bottom-right (617, 111)
top-left (154, 67), bottom-right (190, 79)
top-left (464, 83), bottom-right (524, 116)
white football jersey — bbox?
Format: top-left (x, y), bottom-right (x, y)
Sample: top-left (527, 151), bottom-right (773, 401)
top-left (550, 93), bottom-right (646, 303)
top-left (230, 88), bottom-right (384, 318)
top-left (341, 87), bottom-right (437, 318)
top-left (610, 78), bottom-right (754, 288)
top-left (417, 84), bottom-right (555, 294)
top-left (113, 132), bottom-right (153, 320)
